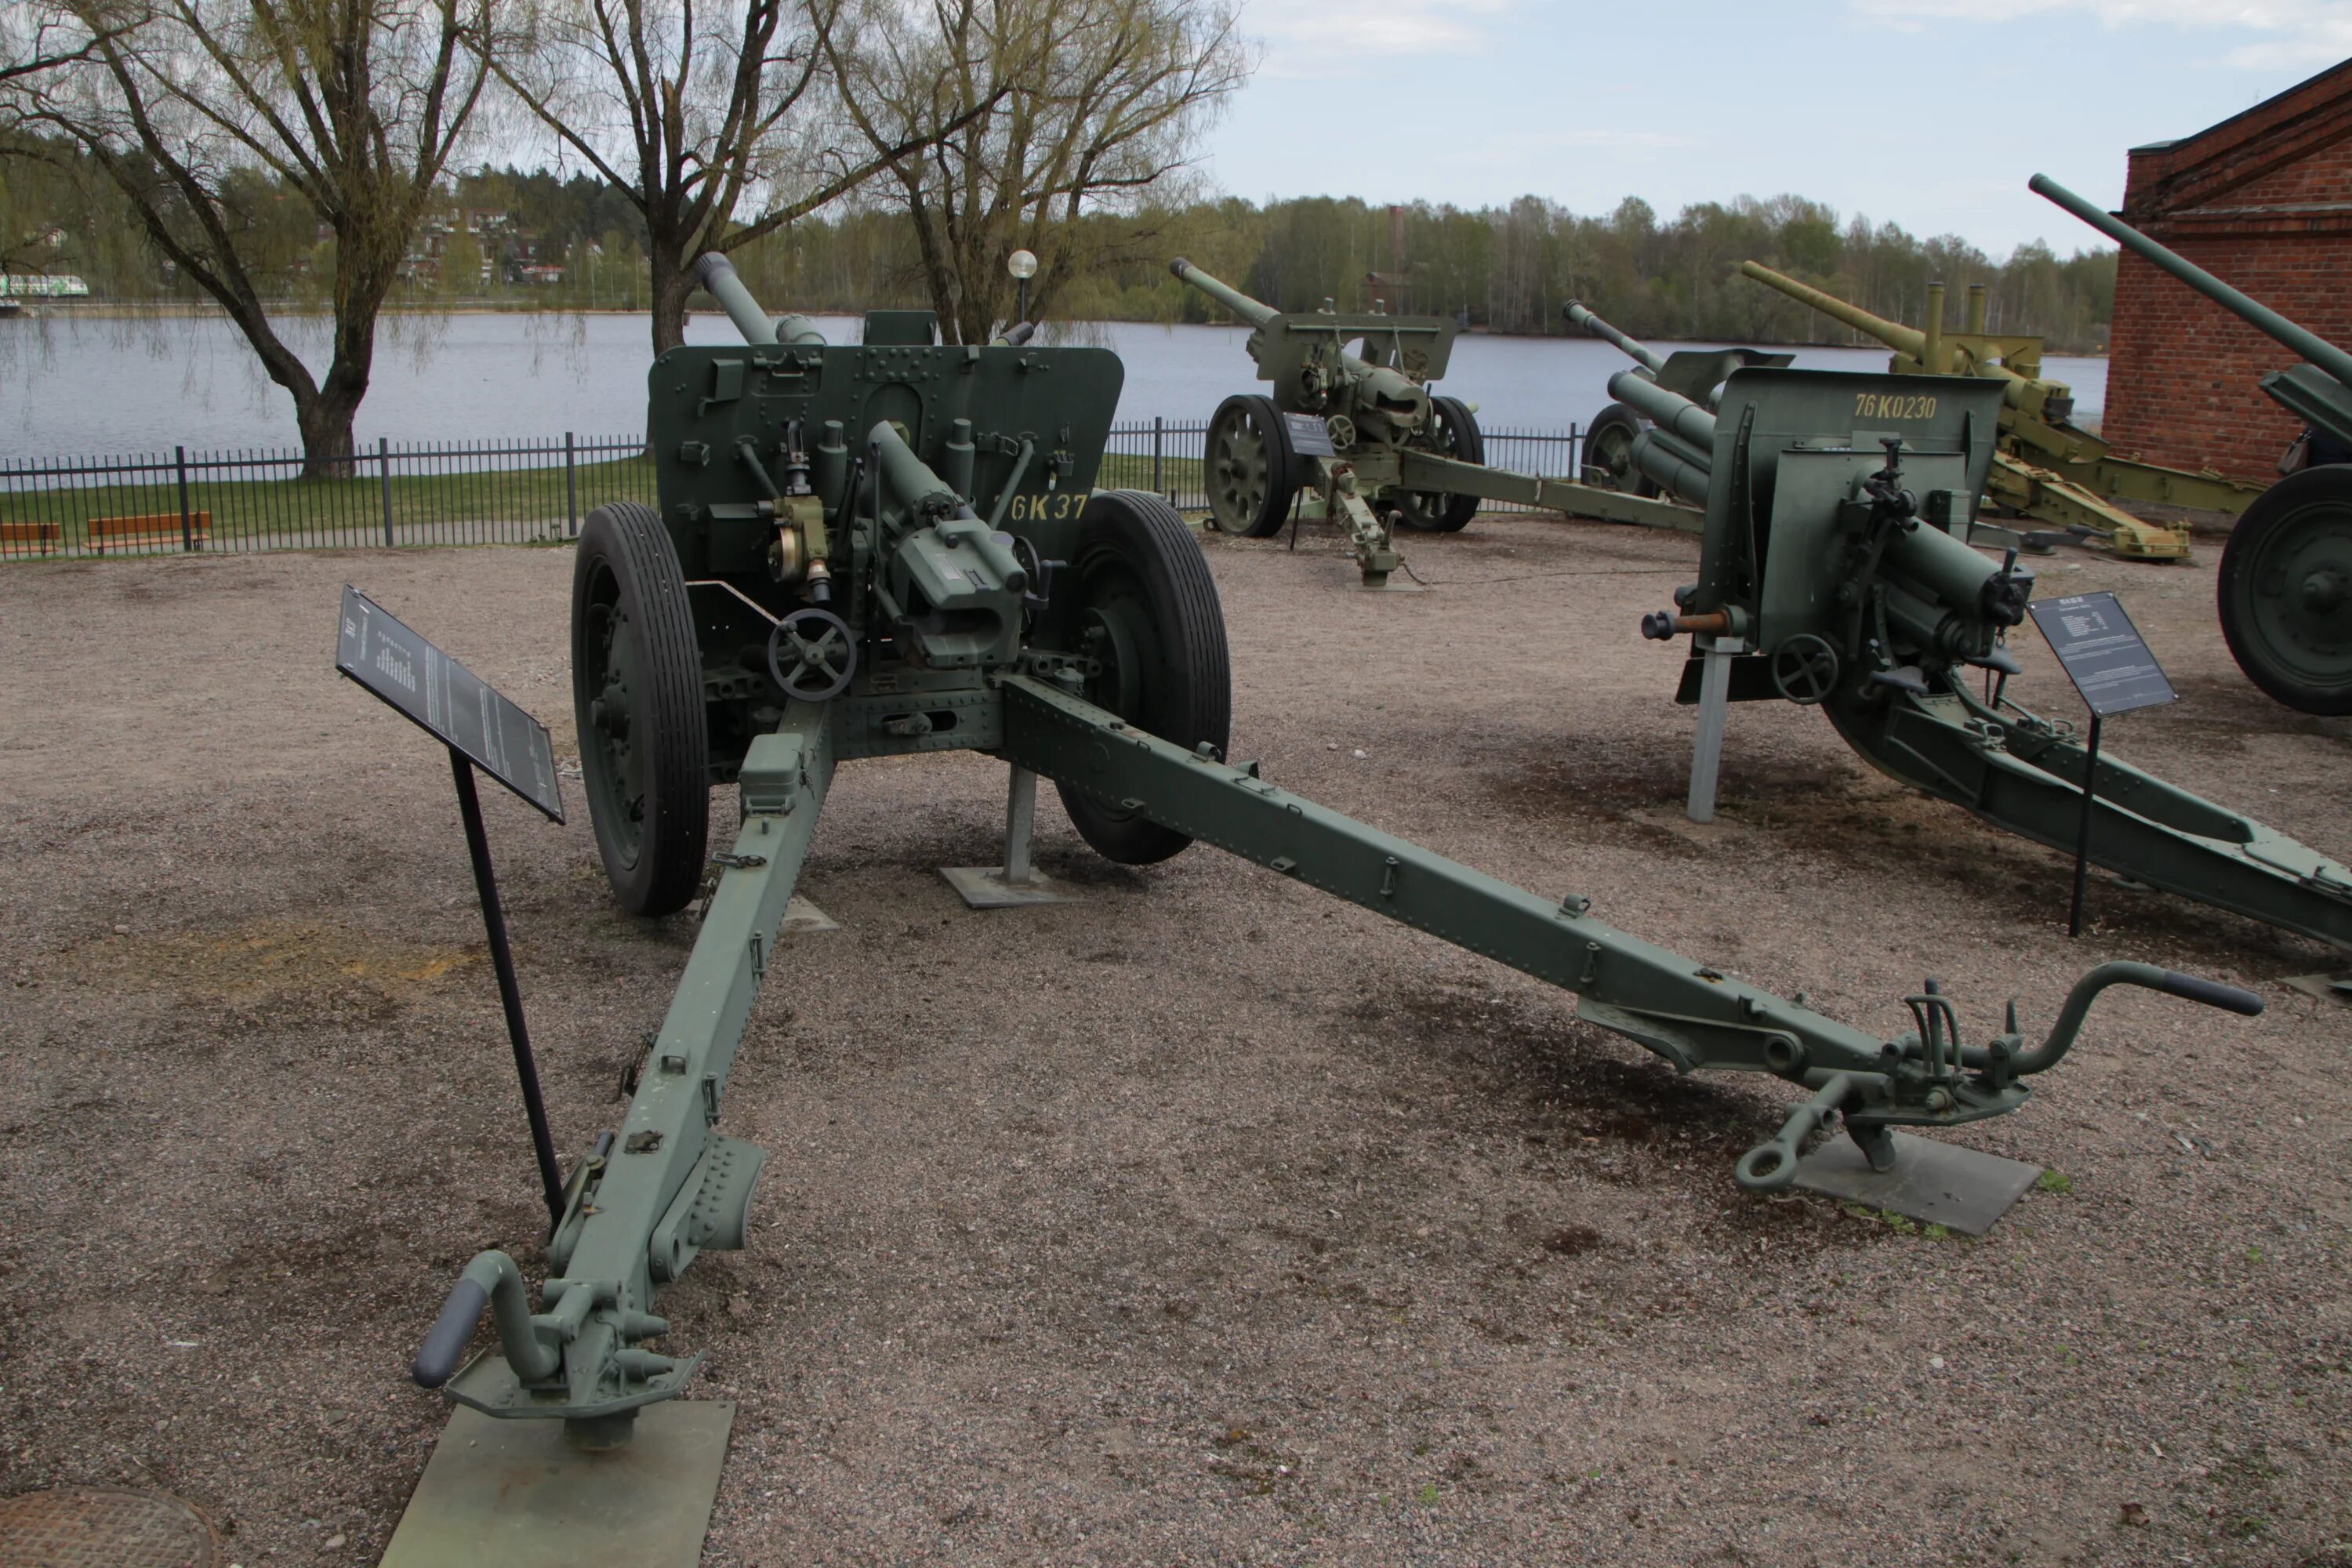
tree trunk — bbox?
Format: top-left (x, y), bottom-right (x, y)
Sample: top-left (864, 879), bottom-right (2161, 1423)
top-left (650, 246), bottom-right (697, 354)
top-left (295, 384), bottom-right (365, 480)
top-left (296, 287), bottom-right (380, 479)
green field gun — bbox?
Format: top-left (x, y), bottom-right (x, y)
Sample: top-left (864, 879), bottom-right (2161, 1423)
top-left (1171, 259), bottom-right (1691, 585)
top-left (1602, 339), bottom-right (2352, 949)
top-left (405, 253), bottom-right (2266, 1453)
top-left (2034, 173), bottom-right (2352, 716)
top-left (1737, 260), bottom-right (2256, 563)
top-left (1566, 298), bottom-right (1792, 503)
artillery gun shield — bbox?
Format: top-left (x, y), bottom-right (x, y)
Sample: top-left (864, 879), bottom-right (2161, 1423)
top-left (572, 501), bottom-right (710, 916)
top-left (2218, 463), bottom-right (2352, 714)
top-left (1042, 491), bottom-right (1231, 862)
top-left (1205, 394), bottom-right (1298, 536)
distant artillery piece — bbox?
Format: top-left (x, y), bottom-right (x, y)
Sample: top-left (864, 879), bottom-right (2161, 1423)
top-left (1566, 298), bottom-right (1795, 503)
top-left (1735, 260), bottom-right (2270, 563)
top-left (2035, 172), bottom-right (2352, 715)
top-left (1172, 259), bottom-right (1696, 586)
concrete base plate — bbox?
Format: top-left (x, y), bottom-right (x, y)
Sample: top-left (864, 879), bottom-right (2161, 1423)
top-left (781, 895), bottom-right (839, 934)
top-left (380, 1401), bottom-right (733, 1568)
top-left (939, 866), bottom-right (1071, 909)
top-left (2282, 971), bottom-right (2352, 1005)
top-left (1355, 577), bottom-right (1425, 593)
top-left (1791, 1131), bottom-right (2042, 1236)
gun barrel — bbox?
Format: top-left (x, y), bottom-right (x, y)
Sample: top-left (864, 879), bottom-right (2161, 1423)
top-left (1565, 299), bottom-right (1666, 373)
top-left (1608, 368), bottom-right (1717, 450)
top-left (693, 252), bottom-right (828, 349)
top-left (1170, 256), bottom-right (1279, 328)
top-left (1742, 261), bottom-right (1927, 361)
top-left (2031, 172), bottom-right (2352, 394)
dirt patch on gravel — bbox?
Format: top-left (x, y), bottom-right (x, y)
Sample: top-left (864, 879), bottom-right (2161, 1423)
top-left (3, 518), bottom-right (2349, 1566)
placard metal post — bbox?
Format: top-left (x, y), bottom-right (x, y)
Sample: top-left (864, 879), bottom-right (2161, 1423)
top-left (2067, 714), bottom-right (2103, 938)
top-left (448, 747), bottom-right (564, 1225)
top-left (2026, 591), bottom-right (2177, 938)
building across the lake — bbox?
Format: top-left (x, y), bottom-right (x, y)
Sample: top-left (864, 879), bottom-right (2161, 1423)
top-left (0, 274), bottom-right (91, 299)
top-left (2101, 58), bottom-right (2352, 485)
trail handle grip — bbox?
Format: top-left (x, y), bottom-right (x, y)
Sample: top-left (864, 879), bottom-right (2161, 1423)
top-left (2153, 970), bottom-right (2264, 1017)
top-left (412, 1277), bottom-right (488, 1388)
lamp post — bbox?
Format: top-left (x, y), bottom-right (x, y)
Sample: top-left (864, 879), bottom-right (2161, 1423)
top-left (1007, 248), bottom-right (1037, 328)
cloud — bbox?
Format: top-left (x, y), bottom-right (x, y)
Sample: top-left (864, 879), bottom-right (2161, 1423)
top-left (1849, 0), bottom-right (2352, 64)
top-left (1247, 0), bottom-right (1517, 76)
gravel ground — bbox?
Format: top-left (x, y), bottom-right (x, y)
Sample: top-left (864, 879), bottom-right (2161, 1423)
top-left (2, 515), bottom-right (2348, 1567)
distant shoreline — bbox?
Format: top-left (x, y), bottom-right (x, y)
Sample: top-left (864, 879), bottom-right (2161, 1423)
top-left (8, 299), bottom-right (2114, 358)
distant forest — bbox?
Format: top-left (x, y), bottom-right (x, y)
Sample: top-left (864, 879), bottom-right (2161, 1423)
top-left (2, 154), bottom-right (2118, 351)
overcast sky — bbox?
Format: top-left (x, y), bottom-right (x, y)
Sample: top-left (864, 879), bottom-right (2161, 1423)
top-left (1196, 0), bottom-right (2352, 256)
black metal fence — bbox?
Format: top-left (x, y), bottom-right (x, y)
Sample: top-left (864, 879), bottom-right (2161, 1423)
top-left (1, 421), bottom-right (1584, 562)
top-left (0, 434), bottom-right (655, 560)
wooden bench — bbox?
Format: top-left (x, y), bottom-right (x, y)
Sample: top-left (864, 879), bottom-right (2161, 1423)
top-left (89, 511), bottom-right (211, 554)
top-left (0, 521), bottom-right (62, 555)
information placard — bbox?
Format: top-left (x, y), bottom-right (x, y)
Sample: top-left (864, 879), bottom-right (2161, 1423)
top-left (2027, 591), bottom-right (2177, 717)
top-left (336, 585), bottom-right (565, 821)
top-left (1283, 412), bottom-right (1337, 458)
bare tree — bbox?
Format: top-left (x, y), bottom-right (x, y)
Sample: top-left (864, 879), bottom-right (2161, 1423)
top-left (0, 13), bottom-right (130, 87)
top-left (829, 0), bottom-right (1250, 346)
top-left (2, 0), bottom-right (492, 474)
top-left (481, 0), bottom-right (989, 353)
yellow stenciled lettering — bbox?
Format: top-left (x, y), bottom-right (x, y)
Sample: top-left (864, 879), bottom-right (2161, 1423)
top-left (1854, 392), bottom-right (1938, 420)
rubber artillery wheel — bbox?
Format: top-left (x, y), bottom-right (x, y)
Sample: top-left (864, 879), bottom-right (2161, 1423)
top-left (1581, 401), bottom-right (1660, 499)
top-left (1205, 393), bottom-right (1298, 537)
top-left (2218, 463), bottom-right (2352, 715)
top-left (572, 501), bottom-right (710, 916)
top-left (1390, 394), bottom-right (1485, 533)
top-left (1044, 491), bottom-right (1232, 864)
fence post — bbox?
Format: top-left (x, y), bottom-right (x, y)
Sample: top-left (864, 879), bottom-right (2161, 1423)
top-left (175, 445), bottom-right (193, 552)
top-left (378, 436), bottom-right (394, 547)
top-left (564, 431), bottom-right (579, 538)
top-left (1152, 416), bottom-right (1163, 500)
top-left (1570, 422), bottom-right (1579, 481)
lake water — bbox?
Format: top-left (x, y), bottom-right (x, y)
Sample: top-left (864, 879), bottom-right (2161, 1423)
top-left (0, 309), bottom-right (2107, 457)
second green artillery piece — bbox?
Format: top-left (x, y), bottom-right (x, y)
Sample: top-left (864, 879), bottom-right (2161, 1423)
top-left (2034, 172), bottom-right (2352, 717)
top-left (1586, 318), bottom-right (2352, 952)
top-left (1171, 258), bottom-right (1695, 586)
top-left (403, 252), bottom-right (2267, 1457)
top-left (1736, 260), bottom-right (2258, 563)
top-left (1567, 298), bottom-right (1792, 503)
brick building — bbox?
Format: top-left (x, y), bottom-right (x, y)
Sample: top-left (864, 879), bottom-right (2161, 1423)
top-left (2101, 59), bottom-right (2352, 484)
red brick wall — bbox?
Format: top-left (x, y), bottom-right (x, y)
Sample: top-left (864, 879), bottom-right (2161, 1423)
top-left (2100, 67), bottom-right (2352, 485)
top-left (2104, 235), bottom-right (2351, 481)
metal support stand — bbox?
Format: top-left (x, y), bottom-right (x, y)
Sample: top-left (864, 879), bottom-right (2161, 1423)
top-left (1791, 1131), bottom-right (2043, 1236)
top-left (2067, 713), bottom-right (2103, 938)
top-left (941, 765), bottom-right (1072, 909)
top-left (1685, 634), bottom-right (1744, 824)
top-left (448, 748), bottom-right (564, 1227)
top-left (381, 1399), bottom-right (734, 1568)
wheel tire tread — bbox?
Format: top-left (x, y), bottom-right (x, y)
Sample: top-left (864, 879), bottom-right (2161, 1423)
top-left (2217, 466), bottom-right (2352, 716)
top-left (572, 500), bottom-right (709, 914)
top-left (1432, 394), bottom-right (1482, 532)
top-left (1210, 393), bottom-right (1298, 538)
top-left (1054, 490), bottom-right (1230, 864)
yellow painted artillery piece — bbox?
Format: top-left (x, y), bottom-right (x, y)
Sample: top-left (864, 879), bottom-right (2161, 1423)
top-left (1739, 261), bottom-right (2267, 562)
